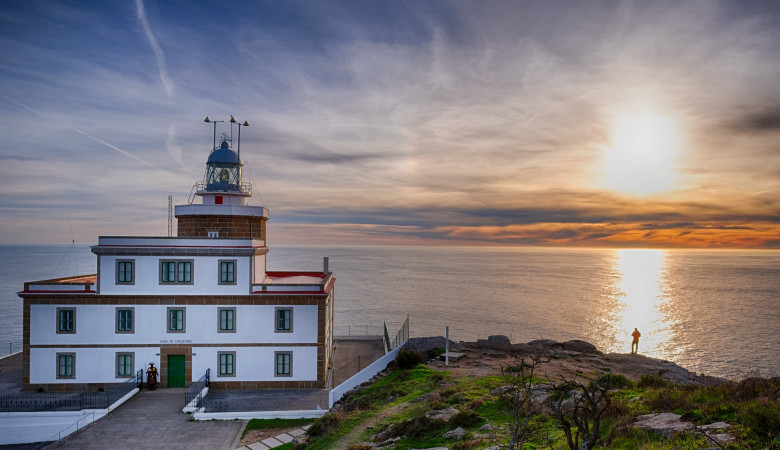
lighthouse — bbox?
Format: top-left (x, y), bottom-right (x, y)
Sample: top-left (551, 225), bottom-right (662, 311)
top-left (19, 117), bottom-right (335, 392)
top-left (175, 119), bottom-right (268, 241)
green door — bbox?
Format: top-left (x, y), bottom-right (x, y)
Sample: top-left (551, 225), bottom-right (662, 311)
top-left (168, 355), bottom-right (185, 388)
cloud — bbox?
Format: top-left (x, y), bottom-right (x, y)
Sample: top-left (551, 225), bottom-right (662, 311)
top-left (135, 0), bottom-right (173, 97)
top-left (734, 106), bottom-right (780, 131)
top-left (74, 128), bottom-right (167, 172)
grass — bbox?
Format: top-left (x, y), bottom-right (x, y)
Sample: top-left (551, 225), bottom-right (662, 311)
top-left (301, 362), bottom-right (780, 449)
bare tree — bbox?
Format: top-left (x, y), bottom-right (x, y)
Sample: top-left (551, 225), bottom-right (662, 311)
top-left (547, 375), bottom-right (611, 450)
top-left (495, 347), bottom-right (552, 449)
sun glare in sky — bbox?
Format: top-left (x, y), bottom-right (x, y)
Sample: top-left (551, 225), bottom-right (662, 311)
top-left (600, 109), bottom-right (683, 196)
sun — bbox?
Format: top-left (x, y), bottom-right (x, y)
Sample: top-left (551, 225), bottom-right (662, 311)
top-left (599, 109), bottom-right (682, 196)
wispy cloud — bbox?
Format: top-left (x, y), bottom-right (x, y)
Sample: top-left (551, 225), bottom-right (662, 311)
top-left (0, 1), bottom-right (779, 246)
top-left (74, 128), bottom-right (166, 172)
top-left (135, 0), bottom-right (173, 97)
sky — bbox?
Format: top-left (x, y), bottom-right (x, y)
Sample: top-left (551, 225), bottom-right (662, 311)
top-left (1, 0), bottom-right (779, 248)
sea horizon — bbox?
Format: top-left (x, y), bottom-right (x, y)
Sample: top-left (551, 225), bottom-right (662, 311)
top-left (2, 244), bottom-right (778, 379)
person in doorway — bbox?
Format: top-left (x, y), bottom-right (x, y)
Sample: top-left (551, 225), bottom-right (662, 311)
top-left (146, 363), bottom-right (158, 390)
top-left (631, 328), bottom-right (641, 354)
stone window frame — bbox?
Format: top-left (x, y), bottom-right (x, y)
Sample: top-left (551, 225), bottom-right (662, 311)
top-left (115, 259), bottom-right (135, 285)
top-left (217, 307), bottom-right (236, 333)
top-left (116, 352), bottom-right (134, 378)
top-left (217, 351), bottom-right (236, 377)
top-left (115, 307), bottom-right (135, 334)
top-left (218, 259), bottom-right (237, 285)
top-left (274, 351), bottom-right (293, 377)
top-left (274, 307), bottom-right (293, 333)
top-left (159, 259), bottom-right (194, 285)
top-left (56, 307), bottom-right (76, 334)
top-left (56, 352), bottom-right (76, 379)
top-left (167, 307), bottom-right (186, 333)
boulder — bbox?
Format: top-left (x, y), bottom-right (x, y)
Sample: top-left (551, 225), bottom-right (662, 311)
top-left (442, 427), bottom-right (466, 440)
top-left (562, 340), bottom-right (603, 355)
top-left (425, 407), bottom-right (459, 421)
top-left (527, 339), bottom-right (563, 349)
top-left (477, 335), bottom-right (511, 349)
top-left (634, 413), bottom-right (693, 438)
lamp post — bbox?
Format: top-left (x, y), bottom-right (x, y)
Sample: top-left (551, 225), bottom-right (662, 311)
top-left (230, 116), bottom-right (250, 184)
top-left (203, 116), bottom-right (224, 150)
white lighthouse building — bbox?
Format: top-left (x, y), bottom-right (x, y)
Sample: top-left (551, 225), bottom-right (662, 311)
top-left (18, 119), bottom-right (335, 391)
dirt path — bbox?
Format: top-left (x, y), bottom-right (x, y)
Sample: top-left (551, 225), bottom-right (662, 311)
top-left (333, 402), bottom-right (408, 448)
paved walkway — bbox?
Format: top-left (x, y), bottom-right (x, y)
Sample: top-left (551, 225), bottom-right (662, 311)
top-left (235, 425), bottom-right (310, 450)
top-left (45, 389), bottom-right (244, 450)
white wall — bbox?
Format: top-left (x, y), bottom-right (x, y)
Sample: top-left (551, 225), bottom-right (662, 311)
top-left (99, 255), bottom-right (253, 295)
top-left (30, 304), bottom-right (319, 346)
top-left (29, 347), bottom-right (158, 384)
top-left (192, 346), bottom-right (318, 382)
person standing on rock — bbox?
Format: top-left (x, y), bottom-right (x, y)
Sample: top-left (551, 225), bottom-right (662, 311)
top-left (631, 328), bottom-right (641, 354)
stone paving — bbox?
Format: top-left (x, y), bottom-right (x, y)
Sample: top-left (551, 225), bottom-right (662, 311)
top-left (235, 425), bottom-right (310, 450)
top-left (44, 389), bottom-right (244, 450)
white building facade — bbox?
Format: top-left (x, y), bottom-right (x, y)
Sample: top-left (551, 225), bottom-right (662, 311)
top-left (19, 126), bottom-right (335, 391)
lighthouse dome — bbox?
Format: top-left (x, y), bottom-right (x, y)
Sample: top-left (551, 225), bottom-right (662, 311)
top-left (207, 140), bottom-right (239, 164)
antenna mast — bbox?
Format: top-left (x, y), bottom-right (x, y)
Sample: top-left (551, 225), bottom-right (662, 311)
top-left (168, 195), bottom-right (173, 237)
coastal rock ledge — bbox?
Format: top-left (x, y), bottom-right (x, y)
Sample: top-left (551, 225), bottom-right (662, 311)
top-left (403, 335), bottom-right (725, 385)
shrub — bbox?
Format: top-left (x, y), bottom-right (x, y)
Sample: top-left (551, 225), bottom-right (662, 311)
top-left (638, 373), bottom-right (669, 388)
top-left (346, 445), bottom-right (373, 450)
top-left (306, 410), bottom-right (344, 437)
top-left (396, 349), bottom-right (423, 369)
top-left (451, 410), bottom-right (482, 428)
top-left (739, 397), bottom-right (780, 437)
top-left (596, 373), bottom-right (635, 390)
top-left (427, 347), bottom-right (446, 360)
top-left (388, 415), bottom-right (447, 438)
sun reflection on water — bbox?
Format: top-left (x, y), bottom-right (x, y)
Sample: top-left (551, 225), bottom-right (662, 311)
top-left (601, 249), bottom-right (675, 357)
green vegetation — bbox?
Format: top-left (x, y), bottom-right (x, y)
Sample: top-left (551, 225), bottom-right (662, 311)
top-left (300, 362), bottom-right (780, 449)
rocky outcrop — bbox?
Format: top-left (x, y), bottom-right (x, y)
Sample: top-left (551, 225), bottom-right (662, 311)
top-left (403, 336), bottom-right (451, 358)
top-left (442, 427), bottom-right (466, 440)
top-left (476, 335), bottom-right (511, 349)
top-left (425, 407), bottom-right (459, 421)
top-left (562, 339), bottom-right (603, 355)
top-left (634, 413), bottom-right (733, 444)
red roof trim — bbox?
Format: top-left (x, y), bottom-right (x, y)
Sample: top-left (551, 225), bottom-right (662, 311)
top-left (94, 245), bottom-right (262, 249)
top-left (19, 290), bottom-right (96, 295)
top-left (251, 290), bottom-right (328, 295)
top-left (266, 271), bottom-right (326, 278)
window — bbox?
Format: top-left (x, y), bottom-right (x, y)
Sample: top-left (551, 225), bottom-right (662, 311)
top-left (116, 353), bottom-right (134, 378)
top-left (116, 308), bottom-right (134, 333)
top-left (218, 351), bottom-right (235, 377)
top-left (116, 260), bottom-right (134, 284)
top-left (56, 308), bottom-right (76, 334)
top-left (275, 308), bottom-right (292, 332)
top-left (218, 307), bottom-right (236, 333)
top-left (56, 353), bottom-right (75, 379)
top-left (219, 260), bottom-right (236, 284)
top-left (275, 352), bottom-right (292, 377)
top-left (160, 260), bottom-right (193, 284)
top-left (208, 231), bottom-right (219, 238)
top-left (167, 307), bottom-right (185, 333)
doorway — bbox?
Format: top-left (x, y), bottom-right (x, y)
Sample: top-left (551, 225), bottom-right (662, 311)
top-left (168, 355), bottom-right (185, 387)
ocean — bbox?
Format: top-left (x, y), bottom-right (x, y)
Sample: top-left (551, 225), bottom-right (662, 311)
top-left (1, 245), bottom-right (778, 379)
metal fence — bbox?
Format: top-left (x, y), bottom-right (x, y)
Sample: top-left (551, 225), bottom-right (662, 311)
top-left (0, 377), bottom-right (138, 412)
top-left (1, 341), bottom-right (22, 357)
top-left (184, 368), bottom-right (210, 407)
top-left (384, 315), bottom-right (410, 352)
top-left (202, 389), bottom-right (328, 413)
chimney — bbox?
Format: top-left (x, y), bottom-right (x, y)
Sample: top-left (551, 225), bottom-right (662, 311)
top-left (323, 256), bottom-right (329, 275)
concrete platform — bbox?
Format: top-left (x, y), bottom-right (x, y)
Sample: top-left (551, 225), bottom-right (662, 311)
top-left (0, 353), bottom-right (23, 395)
top-left (331, 336), bottom-right (385, 386)
top-left (44, 389), bottom-right (243, 450)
